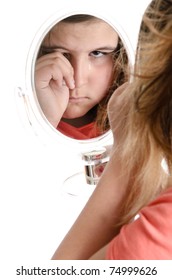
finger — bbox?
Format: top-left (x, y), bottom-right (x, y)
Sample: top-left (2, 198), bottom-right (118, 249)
top-left (36, 51), bottom-right (73, 70)
top-left (35, 54), bottom-right (75, 89)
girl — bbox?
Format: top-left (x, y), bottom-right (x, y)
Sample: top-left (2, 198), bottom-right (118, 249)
top-left (35, 15), bottom-right (128, 139)
top-left (52, 0), bottom-right (172, 259)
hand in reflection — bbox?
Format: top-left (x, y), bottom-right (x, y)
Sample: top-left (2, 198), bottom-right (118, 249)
top-left (35, 52), bottom-right (75, 127)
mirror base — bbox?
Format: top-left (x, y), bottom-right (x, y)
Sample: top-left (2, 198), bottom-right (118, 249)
top-left (61, 171), bottom-right (96, 197)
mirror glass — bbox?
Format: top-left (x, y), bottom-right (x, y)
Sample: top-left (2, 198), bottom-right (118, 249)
top-left (34, 14), bottom-right (129, 141)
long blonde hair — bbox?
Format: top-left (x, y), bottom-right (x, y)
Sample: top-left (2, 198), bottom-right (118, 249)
top-left (110, 0), bottom-right (172, 226)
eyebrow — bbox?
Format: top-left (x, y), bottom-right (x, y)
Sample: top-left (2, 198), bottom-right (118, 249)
top-left (40, 45), bottom-right (118, 53)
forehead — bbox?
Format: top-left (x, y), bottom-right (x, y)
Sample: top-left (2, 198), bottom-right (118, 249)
top-left (44, 18), bottom-right (118, 50)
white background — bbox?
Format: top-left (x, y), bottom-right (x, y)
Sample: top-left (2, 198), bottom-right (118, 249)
top-left (0, 0), bottom-right (152, 277)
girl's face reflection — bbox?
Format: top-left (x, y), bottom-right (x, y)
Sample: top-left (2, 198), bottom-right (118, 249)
top-left (42, 19), bottom-right (118, 120)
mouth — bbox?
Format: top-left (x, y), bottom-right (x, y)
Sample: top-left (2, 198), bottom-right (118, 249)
top-left (69, 97), bottom-right (89, 103)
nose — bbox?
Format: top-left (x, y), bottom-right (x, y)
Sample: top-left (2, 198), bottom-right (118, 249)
top-left (72, 57), bottom-right (90, 88)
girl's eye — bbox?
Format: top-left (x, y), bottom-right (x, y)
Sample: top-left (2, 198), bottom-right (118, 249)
top-left (90, 51), bottom-right (105, 58)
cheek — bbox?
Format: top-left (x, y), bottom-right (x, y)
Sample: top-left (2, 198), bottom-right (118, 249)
top-left (91, 63), bottom-right (114, 89)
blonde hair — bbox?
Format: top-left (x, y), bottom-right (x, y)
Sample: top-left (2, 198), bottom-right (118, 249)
top-left (109, 0), bottom-right (172, 226)
top-left (96, 37), bottom-right (128, 133)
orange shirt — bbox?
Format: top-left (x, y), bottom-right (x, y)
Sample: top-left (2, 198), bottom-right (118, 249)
top-left (57, 120), bottom-right (101, 140)
top-left (106, 187), bottom-right (172, 259)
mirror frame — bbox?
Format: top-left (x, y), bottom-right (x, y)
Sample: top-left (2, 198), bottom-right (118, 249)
top-left (24, 6), bottom-right (135, 152)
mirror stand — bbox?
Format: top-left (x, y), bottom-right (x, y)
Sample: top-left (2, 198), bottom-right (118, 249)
top-left (61, 146), bottom-right (110, 197)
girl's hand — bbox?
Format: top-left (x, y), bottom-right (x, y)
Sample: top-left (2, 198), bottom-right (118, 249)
top-left (35, 52), bottom-right (75, 127)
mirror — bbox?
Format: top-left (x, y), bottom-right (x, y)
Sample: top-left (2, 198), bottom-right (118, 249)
top-left (34, 14), bottom-right (129, 141)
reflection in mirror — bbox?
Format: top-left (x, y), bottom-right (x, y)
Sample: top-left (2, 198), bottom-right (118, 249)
top-left (35, 14), bottom-right (129, 140)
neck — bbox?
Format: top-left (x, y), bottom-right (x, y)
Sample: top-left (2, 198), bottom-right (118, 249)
top-left (62, 107), bottom-right (97, 128)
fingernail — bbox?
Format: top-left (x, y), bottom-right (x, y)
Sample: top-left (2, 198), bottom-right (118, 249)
top-left (62, 80), bottom-right (67, 86)
top-left (70, 80), bottom-right (75, 89)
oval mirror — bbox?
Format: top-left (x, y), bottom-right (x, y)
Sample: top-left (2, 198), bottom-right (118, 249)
top-left (19, 6), bottom-right (139, 196)
top-left (22, 12), bottom-right (134, 194)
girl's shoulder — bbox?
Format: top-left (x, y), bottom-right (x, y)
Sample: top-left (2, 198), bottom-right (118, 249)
top-left (145, 186), bottom-right (172, 210)
top-left (106, 186), bottom-right (172, 260)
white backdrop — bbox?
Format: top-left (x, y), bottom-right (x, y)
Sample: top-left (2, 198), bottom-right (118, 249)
top-left (0, 0), bottom-right (151, 275)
